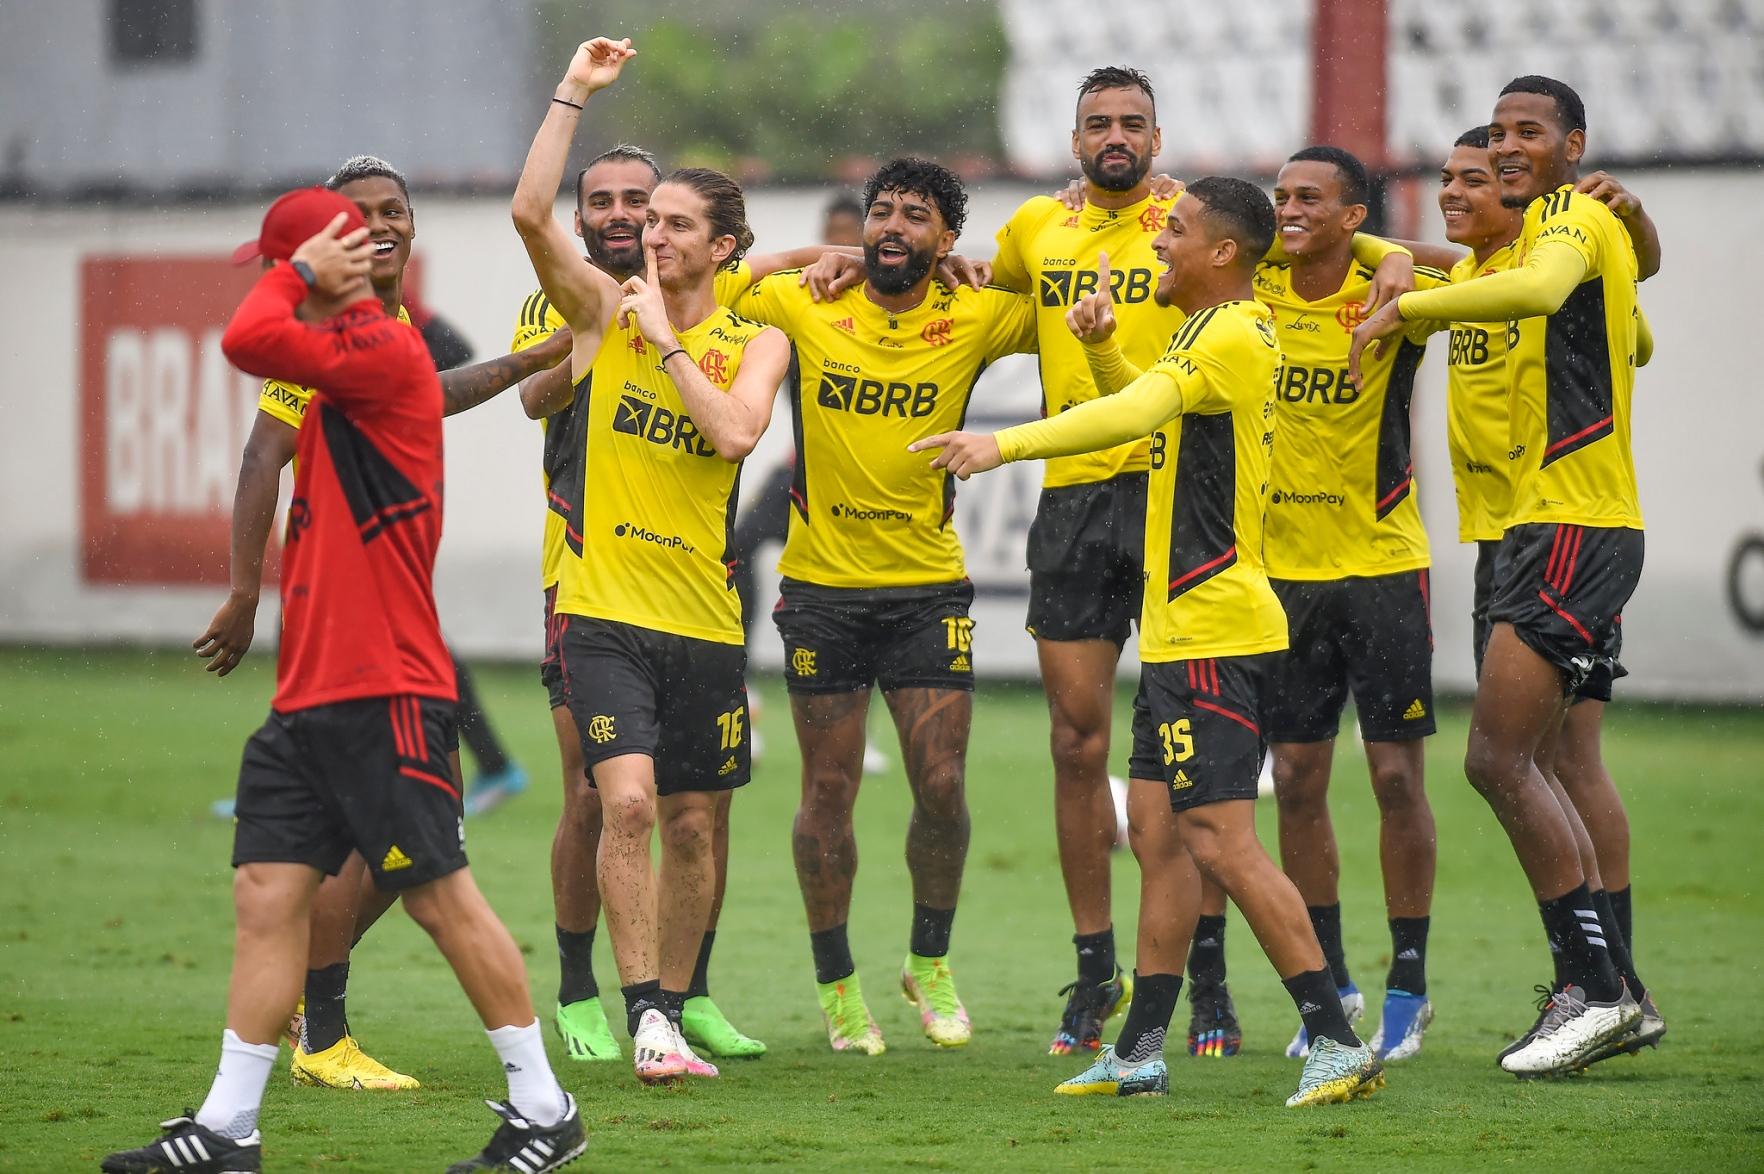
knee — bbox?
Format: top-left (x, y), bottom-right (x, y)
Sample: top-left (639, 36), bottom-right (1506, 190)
top-left (800, 766), bottom-right (857, 821)
top-left (1049, 715), bottom-right (1108, 776)
top-left (1272, 762), bottom-right (1325, 818)
top-left (913, 762), bottom-right (968, 823)
top-left (1126, 803), bottom-right (1177, 865)
top-left (661, 804), bottom-right (713, 857)
top-left (561, 776), bottom-right (603, 834)
top-left (1369, 760), bottom-right (1428, 817)
top-left (400, 885), bottom-right (446, 936)
top-left (599, 789), bottom-right (656, 841)
top-left (1176, 816), bottom-right (1226, 874)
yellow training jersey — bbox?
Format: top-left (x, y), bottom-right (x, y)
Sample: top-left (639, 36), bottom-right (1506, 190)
top-left (735, 273), bottom-right (1037, 588)
top-left (258, 304), bottom-right (414, 428)
top-left (995, 301), bottom-right (1288, 663)
top-left (1505, 186), bottom-right (1644, 530)
top-left (551, 303), bottom-right (771, 645)
top-left (992, 193), bottom-right (1182, 488)
top-left (1254, 258), bottom-right (1448, 580)
top-left (1445, 241), bottom-right (1520, 542)
top-left (514, 262), bottom-right (755, 590)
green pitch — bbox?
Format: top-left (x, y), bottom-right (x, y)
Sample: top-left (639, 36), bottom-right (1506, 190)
top-left (3, 647), bottom-right (1761, 1170)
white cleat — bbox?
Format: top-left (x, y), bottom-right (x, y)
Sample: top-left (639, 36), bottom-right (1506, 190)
top-left (1499, 985), bottom-right (1641, 1077)
top-left (631, 1008), bottom-right (686, 1085)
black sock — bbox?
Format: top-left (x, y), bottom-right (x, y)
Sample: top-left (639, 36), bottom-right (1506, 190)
top-left (1386, 917), bottom-right (1430, 996)
top-left (1609, 885), bottom-right (1633, 955)
top-left (686, 930), bottom-right (716, 1000)
top-left (1548, 936), bottom-right (1569, 991)
top-left (556, 926), bottom-right (598, 1006)
top-left (1187, 914), bottom-right (1228, 989)
top-left (1592, 889), bottom-right (1645, 999)
top-left (1074, 928), bottom-right (1116, 987)
top-left (621, 980), bottom-right (663, 1036)
top-left (302, 962), bottom-right (350, 1053)
top-left (810, 924), bottom-right (856, 985)
top-left (1114, 972), bottom-right (1182, 1063)
top-left (910, 904), bottom-right (956, 959)
top-left (1283, 968), bottom-right (1361, 1049)
top-left (1537, 884), bottom-right (1621, 1003)
top-left (658, 988), bottom-right (686, 1027)
top-left (1307, 904), bottom-right (1352, 989)
top-left (450, 654), bottom-right (511, 776)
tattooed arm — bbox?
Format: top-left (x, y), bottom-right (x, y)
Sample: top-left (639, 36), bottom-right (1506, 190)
top-left (440, 326), bottom-right (572, 417)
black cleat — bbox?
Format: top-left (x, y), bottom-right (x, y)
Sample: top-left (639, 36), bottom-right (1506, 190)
top-left (1049, 969), bottom-right (1130, 1056)
top-left (100, 1113), bottom-right (261, 1173)
top-left (1187, 981), bottom-right (1244, 1057)
top-left (447, 1093), bottom-right (587, 1173)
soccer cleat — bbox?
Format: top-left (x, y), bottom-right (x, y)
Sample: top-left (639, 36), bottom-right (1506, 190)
top-left (555, 999), bottom-right (622, 1062)
top-left (1286, 1036), bottom-right (1385, 1107)
top-left (284, 997), bottom-right (305, 1053)
top-left (1186, 980), bottom-right (1243, 1057)
top-left (209, 799), bottom-right (237, 821)
top-left (100, 1113), bottom-right (262, 1173)
top-left (901, 955), bottom-right (972, 1047)
top-left (681, 995), bottom-right (767, 1058)
top-left (290, 1035), bottom-right (419, 1090)
top-left (1499, 984), bottom-right (1641, 1077)
top-left (1054, 1045), bottom-right (1169, 1097)
top-left (818, 975), bottom-right (886, 1055)
top-left (463, 764), bottom-right (528, 817)
top-left (446, 1093), bottom-right (587, 1173)
top-left (1368, 990), bottom-right (1433, 1062)
top-left (631, 1008), bottom-right (687, 1084)
top-left (670, 1022), bottom-right (720, 1078)
top-left (1578, 990), bottom-right (1668, 1068)
top-left (1049, 969), bottom-right (1131, 1055)
top-left (1495, 983), bottom-right (1559, 1066)
top-left (1285, 983), bottom-right (1363, 1058)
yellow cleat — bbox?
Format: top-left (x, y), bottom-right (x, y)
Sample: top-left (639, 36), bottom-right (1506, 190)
top-left (291, 1035), bottom-right (420, 1090)
top-left (284, 996), bottom-right (305, 1052)
top-left (1285, 1037), bottom-right (1383, 1107)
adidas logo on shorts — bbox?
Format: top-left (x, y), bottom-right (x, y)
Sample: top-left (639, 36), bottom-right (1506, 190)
top-left (1403, 699), bottom-right (1427, 720)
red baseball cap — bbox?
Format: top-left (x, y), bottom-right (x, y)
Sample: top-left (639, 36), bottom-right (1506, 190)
top-left (231, 186), bottom-right (366, 264)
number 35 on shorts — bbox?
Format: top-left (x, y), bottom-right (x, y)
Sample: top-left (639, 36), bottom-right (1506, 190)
top-left (1159, 718), bottom-right (1194, 766)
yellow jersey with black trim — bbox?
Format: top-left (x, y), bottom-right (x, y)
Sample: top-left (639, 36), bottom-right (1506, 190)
top-left (258, 304), bottom-right (414, 428)
top-left (991, 193), bottom-right (1182, 488)
top-left (1253, 259), bottom-right (1448, 580)
top-left (514, 262), bottom-right (756, 590)
top-left (1506, 186), bottom-right (1643, 530)
top-left (735, 273), bottom-right (1037, 588)
top-left (1445, 241), bottom-right (1519, 542)
top-left (551, 304), bottom-right (769, 645)
top-left (1137, 302), bottom-right (1289, 662)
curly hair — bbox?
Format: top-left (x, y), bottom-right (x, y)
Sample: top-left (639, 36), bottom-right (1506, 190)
top-left (861, 157), bottom-right (967, 237)
top-left (663, 167), bottom-right (754, 271)
top-left (326, 154), bottom-right (408, 201)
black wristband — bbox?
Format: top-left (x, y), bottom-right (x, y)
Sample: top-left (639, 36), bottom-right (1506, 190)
top-left (290, 260), bottom-right (318, 289)
top-left (659, 347), bottom-right (688, 366)
top-left (551, 96), bottom-right (584, 111)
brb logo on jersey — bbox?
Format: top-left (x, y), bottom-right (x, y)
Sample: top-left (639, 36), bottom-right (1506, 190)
top-left (1280, 364), bottom-right (1360, 405)
top-left (817, 370), bottom-right (938, 418)
top-left (1038, 266), bottom-right (1155, 307)
top-left (612, 395), bottom-right (717, 457)
top-left (1449, 326), bottom-right (1491, 366)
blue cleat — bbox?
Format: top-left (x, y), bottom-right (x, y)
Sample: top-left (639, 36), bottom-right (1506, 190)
top-left (463, 765), bottom-right (528, 817)
top-left (1369, 990), bottom-right (1433, 1061)
top-left (1054, 1045), bottom-right (1168, 1097)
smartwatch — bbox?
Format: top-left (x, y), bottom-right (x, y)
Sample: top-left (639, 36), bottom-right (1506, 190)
top-left (291, 260), bottom-right (318, 289)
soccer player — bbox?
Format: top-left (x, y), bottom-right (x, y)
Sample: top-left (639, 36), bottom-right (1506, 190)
top-left (1351, 75), bottom-right (1651, 1076)
top-left (1256, 146), bottom-right (1449, 1063)
top-left (822, 192), bottom-right (865, 247)
top-left (913, 177), bottom-right (1386, 1108)
top-left (190, 154), bottom-right (568, 1093)
top-left (513, 36), bottom-right (791, 1085)
top-left (1432, 131), bottom-right (1666, 1067)
top-left (986, 65), bottom-right (1185, 1057)
top-left (732, 157), bottom-right (1036, 1055)
top-left (103, 191), bottom-right (581, 1174)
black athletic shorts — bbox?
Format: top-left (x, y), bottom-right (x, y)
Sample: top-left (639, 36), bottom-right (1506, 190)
top-left (540, 585), bottom-right (570, 711)
top-left (1488, 522), bottom-right (1641, 699)
top-left (1265, 570), bottom-right (1437, 743)
top-left (1473, 538), bottom-right (1613, 703)
top-left (1128, 655), bottom-right (1272, 813)
top-left (232, 696), bottom-right (467, 890)
top-left (1025, 473), bottom-right (1146, 646)
top-left (775, 578), bottom-right (976, 694)
top-left (559, 617), bottom-right (751, 794)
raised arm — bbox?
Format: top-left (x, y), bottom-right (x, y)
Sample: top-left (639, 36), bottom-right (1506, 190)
top-left (511, 37), bottom-right (632, 338)
top-left (192, 411), bottom-right (297, 675)
top-left (220, 220), bottom-right (378, 387)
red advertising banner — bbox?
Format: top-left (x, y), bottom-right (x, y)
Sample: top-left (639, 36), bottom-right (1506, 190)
top-left (79, 255), bottom-right (422, 586)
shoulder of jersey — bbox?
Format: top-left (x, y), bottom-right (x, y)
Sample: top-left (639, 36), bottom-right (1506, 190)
top-left (518, 288), bottom-right (565, 330)
top-left (1414, 263), bottom-right (1453, 287)
top-left (712, 305), bottom-right (769, 335)
top-left (1010, 194), bottom-right (1067, 226)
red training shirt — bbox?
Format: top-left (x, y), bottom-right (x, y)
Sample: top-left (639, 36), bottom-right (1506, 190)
top-left (221, 264), bottom-right (456, 711)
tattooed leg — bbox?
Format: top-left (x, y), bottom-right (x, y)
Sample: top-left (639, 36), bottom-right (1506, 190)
top-left (790, 691), bottom-right (871, 931)
top-left (883, 687), bottom-right (972, 910)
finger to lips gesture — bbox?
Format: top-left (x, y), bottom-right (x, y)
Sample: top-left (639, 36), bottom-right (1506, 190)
top-left (1065, 251), bottom-right (1117, 344)
top-left (618, 240), bottom-right (673, 346)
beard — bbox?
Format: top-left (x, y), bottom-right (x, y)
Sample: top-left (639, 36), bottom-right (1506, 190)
top-left (1081, 147), bottom-right (1146, 193)
top-left (864, 234), bottom-right (938, 295)
top-left (585, 221), bottom-right (643, 279)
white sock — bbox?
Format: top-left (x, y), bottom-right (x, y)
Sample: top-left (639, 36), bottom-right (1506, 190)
top-left (194, 1029), bottom-right (278, 1138)
top-left (487, 1020), bottom-right (565, 1126)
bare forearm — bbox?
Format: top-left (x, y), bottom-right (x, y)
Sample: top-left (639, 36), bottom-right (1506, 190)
top-left (512, 87), bottom-right (586, 234)
top-left (441, 346), bottom-right (558, 416)
top-left (661, 351), bottom-right (762, 460)
top-left (1621, 209), bottom-right (1662, 281)
top-left (228, 451), bottom-right (282, 599)
top-left (521, 362), bottom-right (575, 419)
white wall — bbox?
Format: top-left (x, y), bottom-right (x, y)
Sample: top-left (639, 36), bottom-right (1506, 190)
top-left (2, 173), bottom-right (1759, 701)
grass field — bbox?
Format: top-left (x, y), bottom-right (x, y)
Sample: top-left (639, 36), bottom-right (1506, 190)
top-left (2, 646), bottom-right (1762, 1171)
